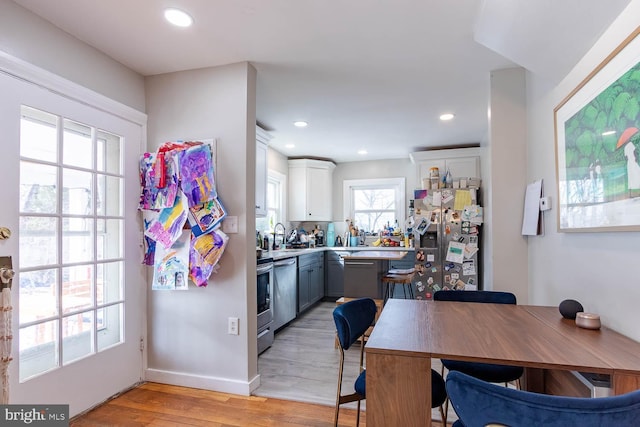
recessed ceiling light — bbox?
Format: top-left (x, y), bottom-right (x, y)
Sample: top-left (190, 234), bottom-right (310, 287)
top-left (285, 143), bottom-right (295, 149)
top-left (164, 8), bottom-right (193, 27)
top-left (440, 113), bottom-right (455, 121)
top-left (293, 121), bottom-right (308, 128)
top-left (357, 149), bottom-right (368, 155)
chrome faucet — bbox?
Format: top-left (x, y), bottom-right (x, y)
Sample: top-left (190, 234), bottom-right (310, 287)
top-left (273, 222), bottom-right (286, 250)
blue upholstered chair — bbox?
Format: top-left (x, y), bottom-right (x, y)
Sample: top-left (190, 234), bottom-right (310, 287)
top-left (433, 290), bottom-right (524, 420)
top-left (333, 297), bottom-right (448, 426)
top-left (446, 370), bottom-right (640, 427)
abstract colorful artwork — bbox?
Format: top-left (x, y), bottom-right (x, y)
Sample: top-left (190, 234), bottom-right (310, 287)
top-left (152, 230), bottom-right (190, 290)
top-left (180, 144), bottom-right (216, 208)
top-left (144, 190), bottom-right (189, 249)
top-left (188, 197), bottom-right (227, 237)
top-left (189, 229), bottom-right (229, 287)
top-left (139, 150), bottom-right (180, 210)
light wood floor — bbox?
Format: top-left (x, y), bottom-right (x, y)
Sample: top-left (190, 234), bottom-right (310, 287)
top-left (70, 382), bottom-right (365, 426)
top-left (70, 381), bottom-right (454, 426)
top-left (71, 301), bottom-right (454, 426)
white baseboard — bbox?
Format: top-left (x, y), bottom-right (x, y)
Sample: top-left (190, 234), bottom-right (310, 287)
top-left (145, 369), bottom-right (261, 396)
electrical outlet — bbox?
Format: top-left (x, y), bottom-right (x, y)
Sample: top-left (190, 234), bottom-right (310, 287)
top-left (228, 317), bottom-right (239, 335)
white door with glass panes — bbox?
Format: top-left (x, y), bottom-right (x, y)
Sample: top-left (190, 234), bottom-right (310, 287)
top-left (0, 71), bottom-right (145, 416)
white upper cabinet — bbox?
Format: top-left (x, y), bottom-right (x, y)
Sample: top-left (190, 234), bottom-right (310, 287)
top-left (256, 126), bottom-right (272, 217)
top-left (288, 159), bottom-right (336, 222)
top-left (410, 147), bottom-right (481, 186)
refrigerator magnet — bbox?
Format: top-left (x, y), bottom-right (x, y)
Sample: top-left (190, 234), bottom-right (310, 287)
top-left (416, 217), bottom-right (429, 235)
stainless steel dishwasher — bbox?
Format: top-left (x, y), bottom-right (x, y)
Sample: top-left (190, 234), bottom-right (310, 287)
top-left (272, 257), bottom-right (298, 332)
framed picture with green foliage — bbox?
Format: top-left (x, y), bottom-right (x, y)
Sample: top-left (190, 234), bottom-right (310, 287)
top-left (555, 26), bottom-right (640, 232)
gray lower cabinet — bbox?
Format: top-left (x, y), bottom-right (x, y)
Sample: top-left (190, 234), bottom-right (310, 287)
top-left (325, 250), bottom-right (348, 298)
top-left (344, 258), bottom-right (385, 299)
top-left (298, 252), bottom-right (325, 313)
top-left (388, 252), bottom-right (415, 270)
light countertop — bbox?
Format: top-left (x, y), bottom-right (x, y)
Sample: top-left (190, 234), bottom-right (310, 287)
top-left (264, 246), bottom-right (413, 261)
top-left (341, 251), bottom-right (409, 260)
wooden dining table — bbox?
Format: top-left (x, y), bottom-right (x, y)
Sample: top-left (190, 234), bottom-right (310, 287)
top-left (365, 299), bottom-right (640, 426)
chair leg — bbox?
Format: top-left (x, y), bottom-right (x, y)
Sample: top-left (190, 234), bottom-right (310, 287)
top-left (443, 396), bottom-right (450, 425)
top-left (334, 345), bottom-right (345, 427)
top-left (383, 282), bottom-right (390, 305)
top-left (356, 398), bottom-right (361, 427)
top-left (439, 404), bottom-right (447, 427)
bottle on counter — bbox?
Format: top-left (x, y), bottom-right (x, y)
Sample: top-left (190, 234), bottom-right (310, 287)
top-left (327, 223), bottom-right (335, 247)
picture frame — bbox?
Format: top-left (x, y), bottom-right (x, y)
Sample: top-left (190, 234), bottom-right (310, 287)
top-left (554, 26), bottom-right (640, 232)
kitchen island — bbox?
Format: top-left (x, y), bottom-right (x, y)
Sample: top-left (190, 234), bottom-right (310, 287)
top-left (266, 245), bottom-right (412, 261)
top-left (341, 250), bottom-right (411, 300)
top-left (261, 246), bottom-right (414, 310)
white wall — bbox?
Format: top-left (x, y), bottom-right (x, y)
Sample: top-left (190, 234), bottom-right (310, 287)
top-left (527, 0), bottom-right (640, 341)
top-left (144, 62), bottom-right (259, 393)
top-left (268, 147), bottom-right (289, 176)
top-left (332, 158), bottom-right (415, 236)
top-left (487, 68), bottom-right (529, 301)
top-left (0, 1), bottom-right (145, 112)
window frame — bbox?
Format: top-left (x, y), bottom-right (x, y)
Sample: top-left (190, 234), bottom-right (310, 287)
top-left (257, 169), bottom-right (286, 235)
top-left (18, 106), bottom-right (125, 382)
top-left (343, 178), bottom-right (406, 233)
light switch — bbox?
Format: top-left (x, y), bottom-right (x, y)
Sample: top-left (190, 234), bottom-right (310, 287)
top-left (540, 196), bottom-right (551, 211)
top-left (223, 216), bottom-right (238, 233)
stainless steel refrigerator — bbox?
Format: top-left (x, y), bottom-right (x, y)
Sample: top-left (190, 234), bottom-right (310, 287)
top-left (410, 188), bottom-right (482, 299)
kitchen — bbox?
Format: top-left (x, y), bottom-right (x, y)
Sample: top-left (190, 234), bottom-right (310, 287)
top-left (253, 128), bottom-right (484, 407)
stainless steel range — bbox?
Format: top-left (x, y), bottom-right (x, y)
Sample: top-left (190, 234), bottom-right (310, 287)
top-left (257, 257), bottom-right (274, 354)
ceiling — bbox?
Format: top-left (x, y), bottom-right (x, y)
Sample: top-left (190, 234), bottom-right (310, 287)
top-left (12, 0), bottom-right (631, 163)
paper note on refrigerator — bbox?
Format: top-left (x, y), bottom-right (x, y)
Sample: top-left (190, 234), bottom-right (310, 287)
top-left (432, 191), bottom-right (442, 206)
top-left (462, 205), bottom-right (483, 224)
top-left (446, 241), bottom-right (465, 263)
top-left (454, 190), bottom-right (472, 210)
top-left (464, 244), bottom-right (478, 259)
top-left (462, 259), bottom-right (476, 275)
